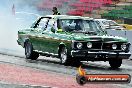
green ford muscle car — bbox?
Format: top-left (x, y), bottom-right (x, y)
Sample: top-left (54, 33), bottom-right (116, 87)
top-left (17, 15), bottom-right (131, 68)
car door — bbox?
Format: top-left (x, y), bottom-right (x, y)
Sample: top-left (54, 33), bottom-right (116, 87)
top-left (28, 17), bottom-right (50, 51)
top-left (39, 18), bottom-right (59, 54)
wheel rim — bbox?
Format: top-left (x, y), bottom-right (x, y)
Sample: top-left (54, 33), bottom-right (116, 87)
top-left (60, 48), bottom-right (67, 63)
top-left (25, 43), bottom-right (31, 57)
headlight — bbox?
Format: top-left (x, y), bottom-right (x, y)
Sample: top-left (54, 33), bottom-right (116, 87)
top-left (87, 42), bottom-right (92, 48)
top-left (121, 44), bottom-right (127, 51)
top-left (112, 44), bottom-right (117, 49)
top-left (77, 42), bottom-right (83, 49)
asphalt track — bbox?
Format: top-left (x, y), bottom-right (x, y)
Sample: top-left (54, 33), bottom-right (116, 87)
top-left (0, 49), bottom-right (132, 88)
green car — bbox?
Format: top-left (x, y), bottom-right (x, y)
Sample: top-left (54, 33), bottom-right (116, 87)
top-left (17, 15), bottom-right (131, 68)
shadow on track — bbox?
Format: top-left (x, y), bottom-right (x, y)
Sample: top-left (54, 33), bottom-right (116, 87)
top-left (25, 57), bottom-right (123, 72)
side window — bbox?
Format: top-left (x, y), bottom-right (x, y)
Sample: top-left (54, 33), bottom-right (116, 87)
top-left (95, 21), bottom-right (100, 25)
top-left (37, 18), bottom-right (49, 30)
top-left (46, 19), bottom-right (57, 32)
top-left (95, 21), bottom-right (101, 27)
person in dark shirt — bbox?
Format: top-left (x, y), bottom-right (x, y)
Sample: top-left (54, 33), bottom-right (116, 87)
top-left (52, 7), bottom-right (61, 15)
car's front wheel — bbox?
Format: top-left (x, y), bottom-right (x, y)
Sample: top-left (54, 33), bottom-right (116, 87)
top-left (25, 42), bottom-right (39, 60)
top-left (109, 59), bottom-right (122, 69)
top-left (59, 47), bottom-right (81, 66)
top-left (60, 47), bottom-right (69, 64)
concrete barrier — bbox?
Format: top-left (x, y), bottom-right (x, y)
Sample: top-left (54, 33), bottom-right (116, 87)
top-left (107, 30), bottom-right (132, 58)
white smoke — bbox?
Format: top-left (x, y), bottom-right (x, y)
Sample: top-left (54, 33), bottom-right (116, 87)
top-left (0, 0), bottom-right (42, 55)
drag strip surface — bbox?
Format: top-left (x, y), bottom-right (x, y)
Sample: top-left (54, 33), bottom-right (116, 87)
top-left (0, 54), bottom-right (122, 88)
top-left (0, 52), bottom-right (132, 88)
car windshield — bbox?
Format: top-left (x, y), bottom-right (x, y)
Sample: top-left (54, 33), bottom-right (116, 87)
top-left (59, 19), bottom-right (103, 34)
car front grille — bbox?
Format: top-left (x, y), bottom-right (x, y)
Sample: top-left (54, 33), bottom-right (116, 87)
top-left (102, 43), bottom-right (121, 50)
top-left (87, 42), bottom-right (122, 51)
top-left (90, 42), bottom-right (102, 49)
top-left (74, 42), bottom-right (124, 51)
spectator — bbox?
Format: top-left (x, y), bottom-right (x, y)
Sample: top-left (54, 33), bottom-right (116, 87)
top-left (52, 7), bottom-right (61, 15)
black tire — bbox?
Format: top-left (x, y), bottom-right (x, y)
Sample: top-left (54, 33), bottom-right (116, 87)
top-left (25, 42), bottom-right (39, 60)
top-left (72, 58), bottom-right (82, 67)
top-left (109, 59), bottom-right (122, 69)
top-left (59, 47), bottom-right (81, 66)
top-left (59, 47), bottom-right (69, 65)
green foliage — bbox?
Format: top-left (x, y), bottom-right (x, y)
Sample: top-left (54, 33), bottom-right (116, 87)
top-left (101, 5), bottom-right (132, 19)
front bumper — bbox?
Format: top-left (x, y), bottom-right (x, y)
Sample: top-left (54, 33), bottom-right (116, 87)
top-left (71, 50), bottom-right (131, 60)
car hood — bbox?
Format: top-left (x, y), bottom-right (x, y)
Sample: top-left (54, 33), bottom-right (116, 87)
top-left (70, 34), bottom-right (128, 43)
top-left (110, 26), bottom-right (124, 29)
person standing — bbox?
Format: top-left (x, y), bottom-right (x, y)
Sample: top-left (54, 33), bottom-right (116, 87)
top-left (52, 7), bottom-right (61, 15)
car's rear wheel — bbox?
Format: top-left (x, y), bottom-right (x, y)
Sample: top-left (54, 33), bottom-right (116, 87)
top-left (25, 42), bottom-right (39, 60)
top-left (109, 59), bottom-right (122, 69)
top-left (60, 47), bottom-right (81, 66)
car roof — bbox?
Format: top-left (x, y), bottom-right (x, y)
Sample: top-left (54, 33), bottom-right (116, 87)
top-left (81, 17), bottom-right (94, 20)
top-left (45, 15), bottom-right (82, 19)
top-left (39, 15), bottom-right (94, 20)
top-left (95, 19), bottom-right (107, 21)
